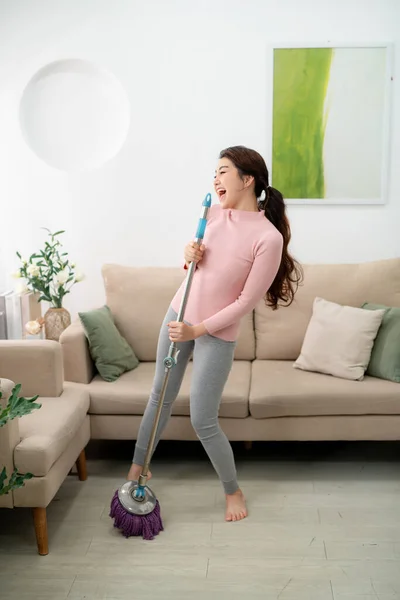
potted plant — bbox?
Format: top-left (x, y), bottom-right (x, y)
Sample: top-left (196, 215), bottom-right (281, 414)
top-left (14, 229), bottom-right (84, 341)
top-left (0, 383), bottom-right (41, 496)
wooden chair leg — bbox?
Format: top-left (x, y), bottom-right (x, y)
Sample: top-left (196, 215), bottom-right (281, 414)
top-left (76, 449), bottom-right (87, 481)
top-left (244, 441), bottom-right (253, 451)
top-left (33, 507), bottom-right (48, 556)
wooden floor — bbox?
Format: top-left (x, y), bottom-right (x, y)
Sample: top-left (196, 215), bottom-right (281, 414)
top-left (1, 440), bottom-right (400, 599)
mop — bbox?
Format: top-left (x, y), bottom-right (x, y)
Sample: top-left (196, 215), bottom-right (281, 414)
top-left (110, 193), bottom-right (212, 540)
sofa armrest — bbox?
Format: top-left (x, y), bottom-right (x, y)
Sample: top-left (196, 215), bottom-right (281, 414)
top-left (0, 340), bottom-right (63, 397)
top-left (0, 378), bottom-right (20, 508)
top-left (59, 319), bottom-right (95, 384)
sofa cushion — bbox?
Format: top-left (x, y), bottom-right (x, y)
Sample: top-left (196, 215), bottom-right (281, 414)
top-left (293, 297), bottom-right (385, 381)
top-left (250, 360), bottom-right (400, 419)
top-left (14, 384), bottom-right (90, 477)
top-left (235, 312), bottom-right (256, 360)
top-left (254, 258), bottom-right (400, 360)
top-left (362, 303), bottom-right (400, 383)
top-left (79, 305), bottom-right (139, 382)
top-left (88, 360), bottom-right (251, 418)
top-left (101, 264), bottom-right (255, 361)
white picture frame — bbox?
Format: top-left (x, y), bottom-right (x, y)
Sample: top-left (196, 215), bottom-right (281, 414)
top-left (268, 42), bottom-right (394, 205)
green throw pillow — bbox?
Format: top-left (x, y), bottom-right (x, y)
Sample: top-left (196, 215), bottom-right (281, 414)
top-left (79, 305), bottom-right (139, 382)
top-left (362, 302), bottom-right (400, 383)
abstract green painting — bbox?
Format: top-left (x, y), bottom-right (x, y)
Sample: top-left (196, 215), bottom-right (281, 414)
top-left (272, 45), bottom-right (391, 203)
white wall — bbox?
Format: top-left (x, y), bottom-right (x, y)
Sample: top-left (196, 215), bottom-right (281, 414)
top-left (1, 0), bottom-right (399, 319)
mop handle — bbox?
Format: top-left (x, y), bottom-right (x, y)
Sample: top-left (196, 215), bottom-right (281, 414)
top-left (137, 194), bottom-right (212, 491)
top-left (175, 192), bottom-right (212, 324)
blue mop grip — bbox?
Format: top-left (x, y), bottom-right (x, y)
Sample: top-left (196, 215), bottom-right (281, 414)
top-left (194, 193), bottom-right (212, 241)
top-left (195, 219), bottom-right (207, 240)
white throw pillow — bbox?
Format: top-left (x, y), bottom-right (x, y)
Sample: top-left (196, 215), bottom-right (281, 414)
top-left (293, 297), bottom-right (386, 381)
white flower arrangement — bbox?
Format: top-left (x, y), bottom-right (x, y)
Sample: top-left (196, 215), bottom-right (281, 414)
top-left (14, 229), bottom-right (84, 309)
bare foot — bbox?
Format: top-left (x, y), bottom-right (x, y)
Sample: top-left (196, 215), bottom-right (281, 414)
top-left (225, 489), bottom-right (247, 522)
top-left (126, 463), bottom-right (152, 482)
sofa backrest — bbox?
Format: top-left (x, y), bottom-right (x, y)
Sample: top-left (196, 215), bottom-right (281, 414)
top-left (254, 257), bottom-right (400, 360)
top-left (102, 264), bottom-right (255, 361)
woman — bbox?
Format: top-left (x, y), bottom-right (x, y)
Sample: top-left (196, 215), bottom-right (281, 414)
top-left (128, 145), bottom-right (302, 522)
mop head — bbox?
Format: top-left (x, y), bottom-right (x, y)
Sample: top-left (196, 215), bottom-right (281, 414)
top-left (109, 490), bottom-right (164, 540)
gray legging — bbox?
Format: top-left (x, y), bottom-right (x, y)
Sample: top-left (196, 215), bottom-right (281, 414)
top-left (133, 306), bottom-right (239, 494)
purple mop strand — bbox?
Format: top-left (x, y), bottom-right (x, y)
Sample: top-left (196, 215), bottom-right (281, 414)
top-left (109, 490), bottom-right (163, 540)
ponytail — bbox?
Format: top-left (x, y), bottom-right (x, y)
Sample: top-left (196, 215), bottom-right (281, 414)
top-left (259, 184), bottom-right (303, 309)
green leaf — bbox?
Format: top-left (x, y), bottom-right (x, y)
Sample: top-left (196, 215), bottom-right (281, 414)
top-left (0, 384), bottom-right (41, 428)
top-left (53, 230), bottom-right (65, 237)
top-left (0, 469), bottom-right (33, 496)
top-left (0, 467), bottom-right (6, 491)
top-left (16, 251), bottom-right (21, 259)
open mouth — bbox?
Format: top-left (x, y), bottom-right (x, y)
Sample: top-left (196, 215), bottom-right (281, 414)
top-left (217, 188), bottom-right (226, 201)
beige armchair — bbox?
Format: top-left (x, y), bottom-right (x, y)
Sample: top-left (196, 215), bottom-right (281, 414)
top-left (0, 340), bottom-right (90, 555)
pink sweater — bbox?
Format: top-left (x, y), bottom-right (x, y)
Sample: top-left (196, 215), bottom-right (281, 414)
top-left (171, 204), bottom-right (284, 341)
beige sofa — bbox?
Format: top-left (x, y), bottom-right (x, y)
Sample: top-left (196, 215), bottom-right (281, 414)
top-left (0, 341), bottom-right (90, 555)
top-left (60, 257), bottom-right (400, 443)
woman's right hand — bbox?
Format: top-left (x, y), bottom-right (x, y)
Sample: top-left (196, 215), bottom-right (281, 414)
top-left (184, 241), bottom-right (205, 266)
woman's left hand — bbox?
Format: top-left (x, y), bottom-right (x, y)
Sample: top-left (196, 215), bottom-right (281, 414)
top-left (167, 321), bottom-right (195, 342)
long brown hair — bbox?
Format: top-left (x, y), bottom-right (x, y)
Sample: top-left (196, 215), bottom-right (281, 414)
top-left (219, 145), bottom-right (303, 309)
